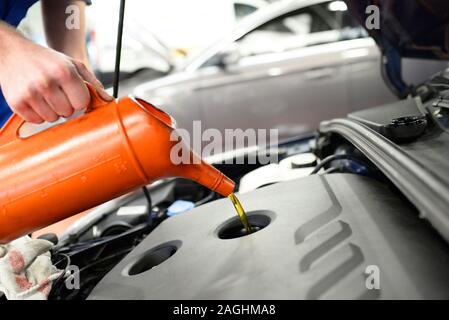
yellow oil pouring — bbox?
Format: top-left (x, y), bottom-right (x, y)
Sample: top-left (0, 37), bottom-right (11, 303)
top-left (228, 193), bottom-right (253, 234)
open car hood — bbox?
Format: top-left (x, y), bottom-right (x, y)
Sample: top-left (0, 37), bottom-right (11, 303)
top-left (345, 0), bottom-right (449, 60)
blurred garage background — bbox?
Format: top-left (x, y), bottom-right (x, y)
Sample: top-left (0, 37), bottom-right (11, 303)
top-left (17, 0), bottom-right (448, 144)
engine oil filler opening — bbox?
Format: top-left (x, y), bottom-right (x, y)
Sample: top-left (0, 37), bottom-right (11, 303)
top-left (123, 240), bottom-right (181, 276)
top-left (217, 211), bottom-right (273, 240)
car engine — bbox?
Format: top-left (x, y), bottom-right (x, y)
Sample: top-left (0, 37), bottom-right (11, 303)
top-left (25, 69), bottom-right (449, 300)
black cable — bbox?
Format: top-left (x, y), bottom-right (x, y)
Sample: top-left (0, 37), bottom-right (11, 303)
top-left (112, 0), bottom-right (153, 215)
top-left (311, 154), bottom-right (367, 175)
top-left (48, 253), bottom-right (71, 299)
top-left (322, 166), bottom-right (340, 174)
top-left (194, 190), bottom-right (216, 206)
top-left (142, 185), bottom-right (153, 220)
top-left (113, 0), bottom-right (126, 98)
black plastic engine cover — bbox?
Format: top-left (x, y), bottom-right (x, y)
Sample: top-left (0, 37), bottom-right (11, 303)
top-left (88, 174), bottom-right (449, 299)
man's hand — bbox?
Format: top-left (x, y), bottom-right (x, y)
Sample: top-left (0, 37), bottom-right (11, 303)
top-left (0, 23), bottom-right (113, 124)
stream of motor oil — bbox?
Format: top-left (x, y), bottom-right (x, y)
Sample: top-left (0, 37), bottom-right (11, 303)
top-left (228, 193), bottom-right (253, 234)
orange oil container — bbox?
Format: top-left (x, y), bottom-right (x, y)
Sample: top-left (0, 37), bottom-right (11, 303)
top-left (0, 84), bottom-right (234, 243)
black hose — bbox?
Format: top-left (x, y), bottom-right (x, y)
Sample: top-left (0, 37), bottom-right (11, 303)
top-left (112, 0), bottom-right (153, 214)
top-left (322, 166), bottom-right (340, 174)
top-left (48, 253), bottom-right (71, 299)
top-left (112, 0), bottom-right (126, 98)
top-left (142, 185), bottom-right (153, 220)
top-left (311, 154), bottom-right (367, 175)
top-left (194, 190), bottom-right (216, 206)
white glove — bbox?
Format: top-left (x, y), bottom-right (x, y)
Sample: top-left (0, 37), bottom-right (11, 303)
top-left (0, 236), bottom-right (62, 300)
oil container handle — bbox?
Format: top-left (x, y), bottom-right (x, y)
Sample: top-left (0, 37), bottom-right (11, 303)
top-left (0, 82), bottom-right (110, 145)
top-left (85, 82), bottom-right (110, 112)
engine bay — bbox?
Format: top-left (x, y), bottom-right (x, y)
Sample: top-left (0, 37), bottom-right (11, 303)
top-left (88, 173), bottom-right (449, 300)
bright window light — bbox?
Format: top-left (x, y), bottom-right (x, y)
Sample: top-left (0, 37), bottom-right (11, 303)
top-left (328, 1), bottom-right (348, 12)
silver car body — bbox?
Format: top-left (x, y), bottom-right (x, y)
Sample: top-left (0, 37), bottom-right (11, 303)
top-left (134, 0), bottom-right (444, 144)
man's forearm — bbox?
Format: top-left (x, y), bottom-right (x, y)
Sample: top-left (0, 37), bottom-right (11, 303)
top-left (41, 0), bottom-right (89, 64)
top-left (0, 22), bottom-right (31, 68)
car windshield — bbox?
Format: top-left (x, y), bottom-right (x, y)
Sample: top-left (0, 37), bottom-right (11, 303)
top-left (183, 0), bottom-right (365, 71)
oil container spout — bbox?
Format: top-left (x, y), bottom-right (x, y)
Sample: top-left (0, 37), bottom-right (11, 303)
top-left (180, 161), bottom-right (235, 197)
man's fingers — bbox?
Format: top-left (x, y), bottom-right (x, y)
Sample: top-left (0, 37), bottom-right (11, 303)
top-left (71, 60), bottom-right (99, 85)
top-left (15, 103), bottom-right (44, 124)
top-left (59, 65), bottom-right (90, 111)
top-left (44, 86), bottom-right (74, 118)
top-left (9, 58), bottom-right (112, 124)
top-left (22, 108), bottom-right (44, 124)
top-left (29, 95), bottom-right (59, 122)
top-left (71, 60), bottom-right (114, 102)
top-left (95, 85), bottom-right (115, 102)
